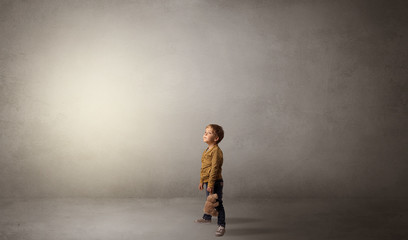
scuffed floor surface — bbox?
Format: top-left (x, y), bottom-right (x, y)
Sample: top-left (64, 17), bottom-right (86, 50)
top-left (0, 197), bottom-right (407, 240)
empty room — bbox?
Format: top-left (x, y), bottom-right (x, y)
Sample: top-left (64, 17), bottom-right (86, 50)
top-left (0, 0), bottom-right (407, 239)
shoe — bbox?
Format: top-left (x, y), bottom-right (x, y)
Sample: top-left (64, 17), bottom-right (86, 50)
top-left (215, 225), bottom-right (225, 237)
top-left (194, 218), bottom-right (211, 224)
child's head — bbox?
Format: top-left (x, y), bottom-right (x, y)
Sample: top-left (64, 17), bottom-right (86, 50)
top-left (203, 124), bottom-right (224, 145)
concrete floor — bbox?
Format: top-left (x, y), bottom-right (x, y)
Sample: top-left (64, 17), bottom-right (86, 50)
top-left (0, 197), bottom-right (407, 240)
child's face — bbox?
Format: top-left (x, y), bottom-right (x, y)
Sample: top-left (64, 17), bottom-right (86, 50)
top-left (203, 127), bottom-right (219, 145)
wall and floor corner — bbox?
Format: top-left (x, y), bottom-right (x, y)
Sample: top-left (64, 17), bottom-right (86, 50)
top-left (0, 0), bottom-right (407, 239)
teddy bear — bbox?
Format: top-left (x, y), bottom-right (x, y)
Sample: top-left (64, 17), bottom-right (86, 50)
top-left (203, 193), bottom-right (219, 217)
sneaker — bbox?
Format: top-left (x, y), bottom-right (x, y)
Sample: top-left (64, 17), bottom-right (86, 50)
top-left (215, 225), bottom-right (225, 237)
top-left (194, 218), bottom-right (211, 224)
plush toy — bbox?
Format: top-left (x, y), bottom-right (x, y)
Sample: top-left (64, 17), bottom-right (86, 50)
top-left (203, 193), bottom-right (219, 217)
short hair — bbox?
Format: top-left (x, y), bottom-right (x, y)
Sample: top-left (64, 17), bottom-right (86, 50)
top-left (206, 124), bottom-right (224, 144)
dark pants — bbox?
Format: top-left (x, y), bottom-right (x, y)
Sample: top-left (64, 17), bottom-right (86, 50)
top-left (203, 180), bottom-right (226, 227)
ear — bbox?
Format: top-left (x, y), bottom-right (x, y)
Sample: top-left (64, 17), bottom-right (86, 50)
top-left (214, 136), bottom-right (219, 142)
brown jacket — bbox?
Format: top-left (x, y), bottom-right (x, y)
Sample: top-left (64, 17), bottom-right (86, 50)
top-left (200, 144), bottom-right (223, 189)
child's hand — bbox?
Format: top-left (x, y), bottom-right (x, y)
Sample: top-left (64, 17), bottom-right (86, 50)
top-left (207, 186), bottom-right (213, 194)
top-left (198, 183), bottom-right (203, 191)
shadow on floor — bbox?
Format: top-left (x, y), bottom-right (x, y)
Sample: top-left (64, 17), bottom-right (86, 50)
top-left (227, 217), bottom-right (261, 224)
top-left (226, 227), bottom-right (281, 236)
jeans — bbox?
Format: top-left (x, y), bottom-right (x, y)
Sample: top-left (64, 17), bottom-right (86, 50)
top-left (202, 180), bottom-right (226, 227)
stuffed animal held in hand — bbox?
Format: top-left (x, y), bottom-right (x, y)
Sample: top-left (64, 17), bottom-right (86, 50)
top-left (204, 193), bottom-right (219, 217)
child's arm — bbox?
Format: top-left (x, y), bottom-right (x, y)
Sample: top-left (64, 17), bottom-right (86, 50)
top-left (207, 148), bottom-right (223, 192)
top-left (199, 167), bottom-right (204, 191)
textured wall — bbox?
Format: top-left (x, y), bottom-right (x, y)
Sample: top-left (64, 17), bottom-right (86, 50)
top-left (0, 0), bottom-right (407, 198)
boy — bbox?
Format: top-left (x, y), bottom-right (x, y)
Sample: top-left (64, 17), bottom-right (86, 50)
top-left (194, 124), bottom-right (226, 237)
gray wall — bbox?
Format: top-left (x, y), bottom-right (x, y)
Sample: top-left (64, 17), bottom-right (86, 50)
top-left (0, 0), bottom-right (407, 198)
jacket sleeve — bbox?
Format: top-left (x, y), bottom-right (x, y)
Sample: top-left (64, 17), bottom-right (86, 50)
top-left (208, 148), bottom-right (222, 189)
top-left (199, 151), bottom-right (205, 184)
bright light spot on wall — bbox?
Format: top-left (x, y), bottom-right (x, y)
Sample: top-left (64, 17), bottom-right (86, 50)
top-left (40, 19), bottom-right (146, 154)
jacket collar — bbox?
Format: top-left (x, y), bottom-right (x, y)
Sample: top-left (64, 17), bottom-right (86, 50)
top-left (204, 144), bottom-right (218, 154)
